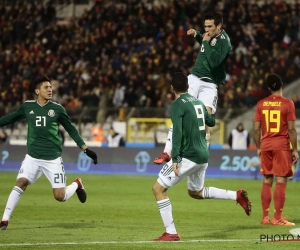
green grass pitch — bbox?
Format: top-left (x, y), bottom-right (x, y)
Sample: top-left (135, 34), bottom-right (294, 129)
top-left (0, 172), bottom-right (299, 249)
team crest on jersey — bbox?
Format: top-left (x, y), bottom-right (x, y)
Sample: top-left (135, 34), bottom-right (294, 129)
top-left (48, 109), bottom-right (55, 117)
top-left (210, 38), bottom-right (217, 46)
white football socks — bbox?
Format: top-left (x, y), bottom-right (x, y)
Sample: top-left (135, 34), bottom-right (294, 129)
top-left (157, 198), bottom-right (177, 234)
top-left (202, 187), bottom-right (237, 200)
top-left (2, 186), bottom-right (23, 221)
top-left (63, 182), bottom-right (78, 201)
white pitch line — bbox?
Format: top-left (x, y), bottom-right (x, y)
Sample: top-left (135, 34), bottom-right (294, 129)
top-left (0, 239), bottom-right (258, 247)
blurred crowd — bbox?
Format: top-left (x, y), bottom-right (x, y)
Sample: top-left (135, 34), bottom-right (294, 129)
top-left (0, 0), bottom-right (300, 121)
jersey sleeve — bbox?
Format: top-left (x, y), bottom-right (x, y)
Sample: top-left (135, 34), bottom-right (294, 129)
top-left (203, 36), bottom-right (231, 69)
top-left (0, 104), bottom-right (25, 127)
top-left (170, 101), bottom-right (183, 163)
top-left (57, 106), bottom-right (86, 148)
top-left (195, 30), bottom-right (203, 44)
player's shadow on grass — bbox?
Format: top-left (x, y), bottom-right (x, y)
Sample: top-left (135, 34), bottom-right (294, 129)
top-left (194, 225), bottom-right (263, 239)
top-left (290, 219), bottom-right (300, 224)
top-left (51, 222), bottom-right (98, 229)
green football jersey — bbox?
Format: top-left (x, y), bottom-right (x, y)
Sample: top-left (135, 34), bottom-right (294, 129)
top-left (0, 100), bottom-right (85, 160)
top-left (191, 29), bottom-right (232, 85)
top-left (170, 93), bottom-right (215, 164)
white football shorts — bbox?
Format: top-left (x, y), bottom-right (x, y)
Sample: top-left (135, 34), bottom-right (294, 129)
top-left (17, 154), bottom-right (66, 188)
top-left (157, 158), bottom-right (208, 191)
top-left (188, 74), bottom-right (218, 114)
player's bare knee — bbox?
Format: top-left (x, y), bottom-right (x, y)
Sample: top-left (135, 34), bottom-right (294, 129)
top-left (152, 182), bottom-right (160, 195)
top-left (264, 174), bottom-right (274, 185)
top-left (188, 190), bottom-right (197, 199)
top-left (53, 189), bottom-right (65, 202)
top-left (188, 189), bottom-right (204, 199)
top-left (54, 193), bottom-right (65, 202)
top-left (16, 177), bottom-right (29, 191)
top-left (152, 181), bottom-right (167, 197)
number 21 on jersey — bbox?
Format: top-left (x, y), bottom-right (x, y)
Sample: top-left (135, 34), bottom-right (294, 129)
top-left (36, 116), bottom-right (46, 126)
top-left (262, 110), bottom-right (280, 132)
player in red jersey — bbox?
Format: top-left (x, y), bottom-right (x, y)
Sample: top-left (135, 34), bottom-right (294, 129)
top-left (253, 73), bottom-right (299, 226)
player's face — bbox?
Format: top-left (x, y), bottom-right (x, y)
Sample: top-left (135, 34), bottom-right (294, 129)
top-left (36, 81), bottom-right (52, 101)
top-left (204, 19), bottom-right (221, 37)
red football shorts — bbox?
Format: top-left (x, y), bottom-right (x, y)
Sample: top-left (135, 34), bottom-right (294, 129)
top-left (260, 150), bottom-right (293, 177)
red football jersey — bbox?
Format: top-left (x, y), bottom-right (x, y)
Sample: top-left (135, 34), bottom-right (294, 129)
top-left (254, 95), bottom-right (296, 151)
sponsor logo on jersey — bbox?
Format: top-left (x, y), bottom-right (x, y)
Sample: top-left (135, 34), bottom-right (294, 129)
top-left (48, 109), bottom-right (55, 117)
top-left (29, 110), bottom-right (34, 114)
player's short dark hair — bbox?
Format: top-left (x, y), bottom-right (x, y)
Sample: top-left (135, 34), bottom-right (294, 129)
top-left (171, 72), bottom-right (188, 92)
top-left (33, 76), bottom-right (51, 90)
top-left (266, 73), bottom-right (283, 91)
top-left (204, 11), bottom-right (223, 26)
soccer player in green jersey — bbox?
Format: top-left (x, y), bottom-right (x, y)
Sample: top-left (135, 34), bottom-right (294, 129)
top-left (154, 11), bottom-right (232, 164)
top-left (0, 76), bottom-right (98, 230)
top-left (152, 73), bottom-right (251, 241)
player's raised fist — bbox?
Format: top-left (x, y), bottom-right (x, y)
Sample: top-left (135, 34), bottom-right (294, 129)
top-left (187, 29), bottom-right (196, 36)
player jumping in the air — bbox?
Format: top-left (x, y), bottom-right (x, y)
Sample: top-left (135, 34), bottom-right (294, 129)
top-left (154, 11), bottom-right (232, 164)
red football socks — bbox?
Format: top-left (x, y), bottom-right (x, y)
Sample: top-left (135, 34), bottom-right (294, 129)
top-left (273, 182), bottom-right (286, 220)
top-left (261, 183), bottom-right (272, 217)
